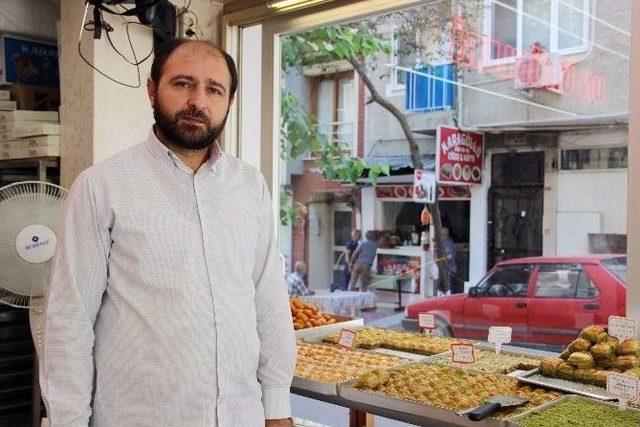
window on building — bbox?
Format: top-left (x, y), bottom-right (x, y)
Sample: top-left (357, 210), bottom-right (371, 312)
top-left (534, 264), bottom-right (598, 298)
top-left (313, 73), bottom-right (355, 153)
top-left (560, 147), bottom-right (628, 170)
top-left (487, 0), bottom-right (590, 61)
top-left (405, 63), bottom-right (455, 113)
top-left (388, 29), bottom-right (418, 91)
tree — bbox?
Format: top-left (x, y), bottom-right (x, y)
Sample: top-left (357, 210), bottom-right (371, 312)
top-left (281, 1), bottom-right (481, 291)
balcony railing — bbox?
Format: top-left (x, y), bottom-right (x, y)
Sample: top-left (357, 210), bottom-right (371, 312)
top-left (307, 121), bottom-right (355, 158)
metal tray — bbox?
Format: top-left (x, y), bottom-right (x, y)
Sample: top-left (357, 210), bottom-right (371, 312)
top-left (291, 376), bottom-right (340, 396)
top-left (508, 394), bottom-right (640, 425)
top-left (295, 316), bottom-right (364, 340)
top-left (370, 347), bottom-right (434, 361)
top-left (427, 347), bottom-right (542, 377)
top-left (518, 371), bottom-right (615, 401)
top-left (338, 379), bottom-right (509, 427)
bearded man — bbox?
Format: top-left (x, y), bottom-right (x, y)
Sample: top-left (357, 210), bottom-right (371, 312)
top-left (41, 40), bottom-right (295, 427)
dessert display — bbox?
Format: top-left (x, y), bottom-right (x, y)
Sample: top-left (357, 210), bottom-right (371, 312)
top-left (291, 298), bottom-right (337, 330)
top-left (351, 363), bottom-right (562, 417)
top-left (431, 348), bottom-right (541, 374)
top-left (515, 398), bottom-right (640, 427)
top-left (323, 327), bottom-right (453, 355)
top-left (295, 341), bottom-right (408, 384)
top-left (539, 325), bottom-right (640, 387)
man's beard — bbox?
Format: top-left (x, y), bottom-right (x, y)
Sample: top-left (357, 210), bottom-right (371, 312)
top-left (153, 101), bottom-right (229, 151)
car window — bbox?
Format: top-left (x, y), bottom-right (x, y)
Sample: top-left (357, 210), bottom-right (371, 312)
top-left (601, 257), bottom-right (627, 284)
top-left (476, 265), bottom-right (532, 297)
top-left (534, 264), bottom-right (599, 299)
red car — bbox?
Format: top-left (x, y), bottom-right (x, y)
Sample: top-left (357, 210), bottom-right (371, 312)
top-left (403, 255), bottom-right (627, 348)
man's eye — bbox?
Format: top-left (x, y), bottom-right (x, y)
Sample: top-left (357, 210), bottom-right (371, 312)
top-left (175, 81), bottom-right (190, 88)
top-left (207, 87), bottom-right (221, 95)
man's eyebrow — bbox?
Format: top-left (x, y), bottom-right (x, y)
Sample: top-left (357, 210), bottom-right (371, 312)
top-left (205, 78), bottom-right (227, 94)
top-left (170, 74), bottom-right (196, 82)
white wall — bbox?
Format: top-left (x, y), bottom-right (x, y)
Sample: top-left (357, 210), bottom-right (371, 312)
top-left (60, 0), bottom-right (223, 185)
top-left (0, 0), bottom-right (58, 40)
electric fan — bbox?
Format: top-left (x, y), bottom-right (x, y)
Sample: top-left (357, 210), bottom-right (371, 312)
top-left (0, 181), bottom-right (67, 358)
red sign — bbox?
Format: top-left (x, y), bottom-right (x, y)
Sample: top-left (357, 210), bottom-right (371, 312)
top-left (375, 185), bottom-right (471, 200)
top-left (436, 125), bottom-right (484, 186)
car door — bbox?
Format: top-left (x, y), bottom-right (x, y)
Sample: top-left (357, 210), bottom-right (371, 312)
top-left (527, 263), bottom-right (602, 346)
top-left (462, 264), bottom-right (532, 342)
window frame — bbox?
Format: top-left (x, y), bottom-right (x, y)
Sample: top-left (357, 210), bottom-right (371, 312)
top-left (559, 145), bottom-right (629, 171)
top-left (482, 0), bottom-right (591, 67)
top-left (532, 263), bottom-right (599, 299)
top-left (386, 28), bottom-right (409, 95)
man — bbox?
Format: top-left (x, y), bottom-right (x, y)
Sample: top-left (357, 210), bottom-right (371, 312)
top-left (286, 261), bottom-right (314, 297)
top-left (41, 40), bottom-right (295, 427)
top-left (441, 226), bottom-right (457, 295)
top-left (342, 229), bottom-right (361, 287)
top-left (348, 230), bottom-right (379, 292)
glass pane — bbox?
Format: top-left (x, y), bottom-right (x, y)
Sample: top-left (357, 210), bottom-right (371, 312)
top-left (491, 0), bottom-right (518, 59)
top-left (558, 0), bottom-right (586, 50)
top-left (522, 0), bottom-right (551, 53)
top-left (333, 210), bottom-right (352, 246)
top-left (602, 257), bottom-right (628, 283)
top-left (535, 263), bottom-right (582, 298)
top-left (477, 265), bottom-right (532, 296)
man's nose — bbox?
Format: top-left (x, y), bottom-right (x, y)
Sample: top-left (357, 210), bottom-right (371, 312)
top-left (187, 86), bottom-right (208, 110)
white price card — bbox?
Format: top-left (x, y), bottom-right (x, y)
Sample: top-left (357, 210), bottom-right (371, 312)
top-left (607, 372), bottom-right (640, 410)
top-left (451, 343), bottom-right (475, 364)
top-left (488, 326), bottom-right (512, 354)
top-left (609, 316), bottom-right (638, 341)
top-left (337, 329), bottom-right (357, 349)
top-left (418, 313), bottom-right (436, 329)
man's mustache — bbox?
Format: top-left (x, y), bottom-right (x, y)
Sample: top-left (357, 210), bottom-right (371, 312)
top-left (175, 109), bottom-right (211, 127)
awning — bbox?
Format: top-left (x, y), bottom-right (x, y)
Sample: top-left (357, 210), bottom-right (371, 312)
top-left (364, 137), bottom-right (436, 172)
top-left (365, 154), bottom-right (435, 171)
top-left (471, 113), bottom-right (628, 133)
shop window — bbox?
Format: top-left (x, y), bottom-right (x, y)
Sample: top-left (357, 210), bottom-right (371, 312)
top-left (405, 63), bottom-right (456, 113)
top-left (486, 0), bottom-right (590, 62)
top-left (476, 265), bottom-right (532, 297)
top-left (491, 152), bottom-right (545, 186)
top-left (534, 264), bottom-right (598, 298)
top-left (560, 147), bottom-right (628, 170)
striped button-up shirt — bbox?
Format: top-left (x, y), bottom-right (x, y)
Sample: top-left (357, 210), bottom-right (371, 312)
top-left (41, 130), bottom-right (296, 426)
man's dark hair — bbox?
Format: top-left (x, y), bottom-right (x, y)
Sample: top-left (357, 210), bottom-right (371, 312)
top-left (151, 39), bottom-right (238, 99)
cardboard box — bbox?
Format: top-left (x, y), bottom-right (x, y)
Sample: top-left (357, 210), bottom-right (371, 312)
top-left (0, 122), bottom-right (60, 140)
top-left (0, 90), bottom-right (9, 100)
top-left (7, 84), bottom-right (59, 111)
top-left (0, 100), bottom-right (17, 111)
top-left (0, 135), bottom-right (59, 150)
top-left (0, 144), bottom-right (59, 160)
top-left (0, 110), bottom-right (59, 123)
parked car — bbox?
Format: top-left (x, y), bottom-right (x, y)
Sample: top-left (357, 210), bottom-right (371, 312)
top-left (403, 255), bottom-right (627, 348)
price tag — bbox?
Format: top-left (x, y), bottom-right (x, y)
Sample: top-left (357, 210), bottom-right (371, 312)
top-left (609, 316), bottom-right (638, 341)
top-left (337, 329), bottom-right (357, 349)
top-left (419, 313), bottom-right (436, 329)
top-left (488, 326), bottom-right (512, 354)
top-left (607, 372), bottom-right (640, 411)
top-left (450, 343), bottom-right (475, 364)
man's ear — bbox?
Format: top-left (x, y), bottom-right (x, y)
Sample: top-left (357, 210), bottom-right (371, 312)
top-left (147, 78), bottom-right (156, 105)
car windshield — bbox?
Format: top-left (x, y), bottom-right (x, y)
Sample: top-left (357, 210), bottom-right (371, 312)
top-left (602, 257), bottom-right (628, 284)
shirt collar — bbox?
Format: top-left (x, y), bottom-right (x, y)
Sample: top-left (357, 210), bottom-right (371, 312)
top-left (145, 128), bottom-right (227, 175)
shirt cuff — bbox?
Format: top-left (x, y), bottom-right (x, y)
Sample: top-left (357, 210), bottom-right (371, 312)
top-left (262, 387), bottom-right (292, 420)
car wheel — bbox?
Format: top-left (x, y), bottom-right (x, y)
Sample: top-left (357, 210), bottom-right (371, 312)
top-left (433, 317), bottom-right (453, 338)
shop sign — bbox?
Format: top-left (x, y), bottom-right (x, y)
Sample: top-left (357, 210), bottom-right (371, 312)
top-left (450, 343), bottom-right (475, 364)
top-left (436, 125), bottom-right (484, 185)
top-left (608, 316), bottom-right (637, 341)
top-left (375, 184), bottom-right (471, 200)
top-left (412, 170), bottom-right (436, 203)
top-left (337, 329), bottom-right (357, 349)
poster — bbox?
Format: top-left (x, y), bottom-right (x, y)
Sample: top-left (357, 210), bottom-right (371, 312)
top-left (1, 35), bottom-right (59, 87)
top-left (436, 125), bottom-right (484, 185)
top-left (412, 169), bottom-right (436, 203)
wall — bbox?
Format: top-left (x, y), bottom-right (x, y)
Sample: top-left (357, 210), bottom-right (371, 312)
top-left (0, 0), bottom-right (58, 40)
top-left (461, 0), bottom-right (631, 127)
top-left (60, 0), bottom-right (223, 187)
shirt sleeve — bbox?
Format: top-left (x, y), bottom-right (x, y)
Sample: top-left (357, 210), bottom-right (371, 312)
top-left (252, 175), bottom-right (296, 420)
top-left (41, 171), bottom-right (111, 427)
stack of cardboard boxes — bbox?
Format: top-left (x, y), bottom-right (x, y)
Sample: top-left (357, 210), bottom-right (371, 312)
top-left (0, 89), bottom-right (60, 160)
